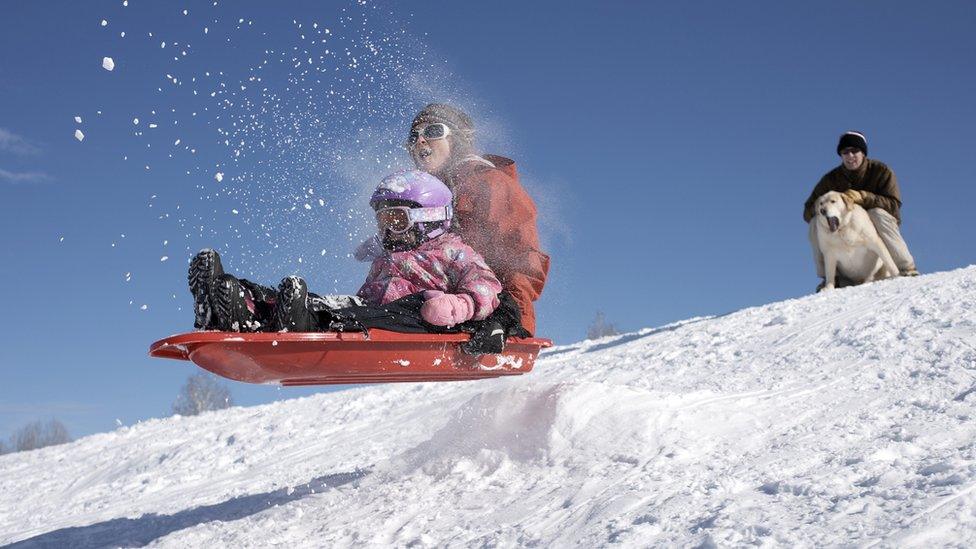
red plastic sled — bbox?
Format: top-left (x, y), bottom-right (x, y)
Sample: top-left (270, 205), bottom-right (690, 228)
top-left (149, 330), bottom-right (552, 386)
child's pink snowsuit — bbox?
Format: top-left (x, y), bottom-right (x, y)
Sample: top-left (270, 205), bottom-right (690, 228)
top-left (357, 232), bottom-right (502, 321)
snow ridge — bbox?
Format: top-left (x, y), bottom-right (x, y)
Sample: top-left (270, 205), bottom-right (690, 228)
top-left (3, 267), bottom-right (976, 547)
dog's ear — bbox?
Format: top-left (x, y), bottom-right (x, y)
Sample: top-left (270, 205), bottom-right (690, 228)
top-left (840, 191), bottom-right (854, 210)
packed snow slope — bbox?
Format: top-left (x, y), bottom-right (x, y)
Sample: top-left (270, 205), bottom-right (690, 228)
top-left (3, 267), bottom-right (976, 548)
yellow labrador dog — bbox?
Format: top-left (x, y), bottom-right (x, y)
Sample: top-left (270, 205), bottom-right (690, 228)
top-left (814, 191), bottom-right (899, 291)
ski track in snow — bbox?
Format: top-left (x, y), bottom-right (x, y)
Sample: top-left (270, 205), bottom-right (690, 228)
top-left (3, 267), bottom-right (976, 547)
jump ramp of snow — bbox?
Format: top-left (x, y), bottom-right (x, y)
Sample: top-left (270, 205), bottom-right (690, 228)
top-left (2, 267), bottom-right (976, 547)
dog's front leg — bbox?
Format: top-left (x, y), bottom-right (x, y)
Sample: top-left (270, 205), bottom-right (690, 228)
top-left (823, 252), bottom-right (838, 291)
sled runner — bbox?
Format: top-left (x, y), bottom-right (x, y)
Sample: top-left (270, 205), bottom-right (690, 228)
top-left (149, 330), bottom-right (552, 386)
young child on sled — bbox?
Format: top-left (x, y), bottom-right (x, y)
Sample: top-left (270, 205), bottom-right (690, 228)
top-left (187, 170), bottom-right (527, 353)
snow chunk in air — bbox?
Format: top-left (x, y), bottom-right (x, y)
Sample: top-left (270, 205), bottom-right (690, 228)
top-left (74, 129), bottom-right (85, 142)
top-left (377, 172), bottom-right (409, 193)
top-left (102, 57), bottom-right (115, 71)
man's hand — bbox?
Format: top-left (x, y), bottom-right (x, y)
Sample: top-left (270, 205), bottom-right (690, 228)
top-left (843, 189), bottom-right (865, 204)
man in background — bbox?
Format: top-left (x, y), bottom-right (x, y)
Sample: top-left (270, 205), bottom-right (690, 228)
top-left (803, 130), bottom-right (919, 291)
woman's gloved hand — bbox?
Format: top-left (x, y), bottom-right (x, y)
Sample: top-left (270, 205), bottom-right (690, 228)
top-left (353, 235), bottom-right (385, 262)
top-left (421, 290), bottom-right (475, 327)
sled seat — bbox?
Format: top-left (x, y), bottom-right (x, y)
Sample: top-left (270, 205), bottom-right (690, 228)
top-left (149, 330), bottom-right (552, 386)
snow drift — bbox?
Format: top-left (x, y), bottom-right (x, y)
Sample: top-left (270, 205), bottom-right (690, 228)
top-left (3, 267), bottom-right (976, 547)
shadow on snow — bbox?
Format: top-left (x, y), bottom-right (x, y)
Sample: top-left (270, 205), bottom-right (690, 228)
top-left (7, 469), bottom-right (369, 548)
top-left (583, 315), bottom-right (721, 355)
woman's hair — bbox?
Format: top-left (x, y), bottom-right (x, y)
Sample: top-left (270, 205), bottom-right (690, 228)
top-left (411, 103), bottom-right (480, 179)
top-left (445, 132), bottom-right (476, 167)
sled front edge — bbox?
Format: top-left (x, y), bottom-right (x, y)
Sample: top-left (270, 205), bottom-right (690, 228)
top-left (149, 330), bottom-right (552, 385)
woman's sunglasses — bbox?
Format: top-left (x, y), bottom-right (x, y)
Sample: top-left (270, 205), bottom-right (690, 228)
top-left (406, 123), bottom-right (452, 146)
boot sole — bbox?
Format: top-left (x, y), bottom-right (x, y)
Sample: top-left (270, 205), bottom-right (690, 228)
top-left (212, 275), bottom-right (255, 332)
top-left (188, 249), bottom-right (223, 329)
top-left (276, 277), bottom-right (315, 332)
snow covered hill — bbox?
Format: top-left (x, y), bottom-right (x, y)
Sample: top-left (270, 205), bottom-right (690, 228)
top-left (3, 267), bottom-right (976, 547)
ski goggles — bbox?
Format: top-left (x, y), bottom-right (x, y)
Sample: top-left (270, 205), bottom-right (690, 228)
top-left (406, 123), bottom-right (452, 146)
top-left (375, 205), bottom-right (453, 234)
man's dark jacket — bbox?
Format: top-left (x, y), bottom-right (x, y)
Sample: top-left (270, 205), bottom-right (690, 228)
top-left (803, 158), bottom-right (903, 223)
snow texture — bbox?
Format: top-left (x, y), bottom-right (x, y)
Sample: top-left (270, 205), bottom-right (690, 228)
top-left (4, 268), bottom-right (976, 547)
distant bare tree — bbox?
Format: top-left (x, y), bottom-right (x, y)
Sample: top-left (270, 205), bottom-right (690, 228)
top-left (0, 440), bottom-right (9, 455)
top-left (10, 419), bottom-right (72, 452)
top-left (172, 372), bottom-right (234, 416)
top-left (587, 311), bottom-right (620, 340)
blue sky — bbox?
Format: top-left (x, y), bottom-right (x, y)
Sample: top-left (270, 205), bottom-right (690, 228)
top-left (1, 1), bottom-right (974, 440)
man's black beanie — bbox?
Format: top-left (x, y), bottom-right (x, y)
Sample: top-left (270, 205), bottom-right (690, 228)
top-left (837, 131), bottom-right (868, 156)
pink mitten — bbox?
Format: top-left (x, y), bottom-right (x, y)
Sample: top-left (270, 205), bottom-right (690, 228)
top-left (421, 291), bottom-right (475, 326)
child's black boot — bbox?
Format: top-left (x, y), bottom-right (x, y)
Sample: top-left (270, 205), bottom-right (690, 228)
top-left (188, 249), bottom-right (225, 329)
top-left (276, 276), bottom-right (317, 332)
top-left (211, 274), bottom-right (262, 332)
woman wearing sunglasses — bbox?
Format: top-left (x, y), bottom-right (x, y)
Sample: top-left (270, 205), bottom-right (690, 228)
top-left (405, 103), bottom-right (549, 336)
top-left (187, 171), bottom-right (524, 352)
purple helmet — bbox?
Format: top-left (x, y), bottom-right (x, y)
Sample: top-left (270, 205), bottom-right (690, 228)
top-left (370, 170), bottom-right (453, 238)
